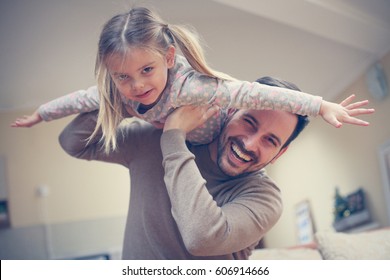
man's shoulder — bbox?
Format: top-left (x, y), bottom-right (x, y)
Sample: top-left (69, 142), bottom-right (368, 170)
top-left (234, 169), bottom-right (280, 193)
top-left (119, 118), bottom-right (162, 143)
top-left (120, 117), bottom-right (155, 129)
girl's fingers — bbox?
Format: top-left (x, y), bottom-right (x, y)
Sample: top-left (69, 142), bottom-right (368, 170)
top-left (345, 100), bottom-right (370, 110)
top-left (347, 108), bottom-right (375, 116)
top-left (325, 115), bottom-right (342, 128)
top-left (344, 117), bottom-right (370, 126)
top-left (339, 94), bottom-right (356, 107)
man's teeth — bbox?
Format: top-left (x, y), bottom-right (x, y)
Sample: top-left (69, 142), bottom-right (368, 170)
top-left (231, 143), bottom-right (251, 162)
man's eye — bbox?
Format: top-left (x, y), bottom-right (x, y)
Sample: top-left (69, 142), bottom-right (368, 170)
top-left (266, 137), bottom-right (277, 147)
top-left (244, 118), bottom-right (253, 126)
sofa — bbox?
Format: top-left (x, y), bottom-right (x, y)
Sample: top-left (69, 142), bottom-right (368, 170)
top-left (249, 227), bottom-right (390, 260)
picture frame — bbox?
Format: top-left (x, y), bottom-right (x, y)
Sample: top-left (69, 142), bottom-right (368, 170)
top-left (295, 200), bottom-right (316, 244)
top-left (0, 200), bottom-right (10, 229)
top-left (378, 140), bottom-right (390, 225)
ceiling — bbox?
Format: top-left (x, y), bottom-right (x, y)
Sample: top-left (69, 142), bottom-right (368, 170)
top-left (1, 0), bottom-right (390, 111)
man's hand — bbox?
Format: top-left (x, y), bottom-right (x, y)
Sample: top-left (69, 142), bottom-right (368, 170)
top-left (164, 105), bottom-right (219, 134)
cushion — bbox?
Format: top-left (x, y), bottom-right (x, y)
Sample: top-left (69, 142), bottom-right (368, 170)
top-left (249, 247), bottom-right (322, 260)
top-left (315, 228), bottom-right (390, 260)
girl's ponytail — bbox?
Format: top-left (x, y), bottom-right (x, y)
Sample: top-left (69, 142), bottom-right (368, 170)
top-left (168, 24), bottom-right (236, 81)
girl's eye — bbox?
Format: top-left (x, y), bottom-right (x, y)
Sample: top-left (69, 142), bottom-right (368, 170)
top-left (117, 74), bottom-right (129, 81)
top-left (142, 67), bottom-right (153, 74)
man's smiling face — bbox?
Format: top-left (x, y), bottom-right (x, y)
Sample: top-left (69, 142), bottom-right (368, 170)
top-left (210, 109), bottom-right (298, 177)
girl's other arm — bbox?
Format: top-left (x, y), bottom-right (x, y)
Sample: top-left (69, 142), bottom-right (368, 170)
top-left (171, 71), bottom-right (374, 130)
top-left (224, 81), bottom-right (375, 127)
top-left (174, 75), bottom-right (374, 128)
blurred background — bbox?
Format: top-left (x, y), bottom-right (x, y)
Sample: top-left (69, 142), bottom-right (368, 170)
top-left (1, 0), bottom-right (390, 259)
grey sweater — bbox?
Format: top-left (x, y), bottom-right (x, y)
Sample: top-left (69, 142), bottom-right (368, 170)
top-left (59, 111), bottom-right (282, 259)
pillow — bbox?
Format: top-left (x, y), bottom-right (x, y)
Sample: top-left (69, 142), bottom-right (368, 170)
top-left (315, 228), bottom-right (390, 260)
top-left (249, 247), bottom-right (322, 260)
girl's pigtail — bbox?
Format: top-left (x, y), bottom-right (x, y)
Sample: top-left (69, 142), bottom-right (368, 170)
top-left (167, 24), bottom-right (236, 81)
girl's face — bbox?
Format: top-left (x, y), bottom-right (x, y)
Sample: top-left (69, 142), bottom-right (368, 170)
top-left (107, 46), bottom-right (175, 105)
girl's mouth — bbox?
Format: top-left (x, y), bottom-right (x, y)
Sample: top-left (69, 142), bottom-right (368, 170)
top-left (136, 89), bottom-right (153, 99)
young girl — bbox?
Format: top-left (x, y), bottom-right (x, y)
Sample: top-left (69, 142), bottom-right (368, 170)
top-left (12, 7), bottom-right (373, 153)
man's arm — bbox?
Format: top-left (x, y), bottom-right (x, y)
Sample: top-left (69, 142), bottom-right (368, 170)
top-left (58, 110), bottom-right (130, 166)
top-left (161, 106), bottom-right (282, 256)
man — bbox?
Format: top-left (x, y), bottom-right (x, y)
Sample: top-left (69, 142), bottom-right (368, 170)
top-left (59, 77), bottom-right (369, 259)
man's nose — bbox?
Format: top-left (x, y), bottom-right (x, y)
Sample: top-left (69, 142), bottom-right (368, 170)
top-left (242, 135), bottom-right (260, 153)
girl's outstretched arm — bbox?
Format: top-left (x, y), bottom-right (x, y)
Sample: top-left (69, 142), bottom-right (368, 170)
top-left (10, 110), bottom-right (42, 128)
top-left (319, 94), bottom-right (375, 128)
top-left (10, 86), bottom-right (100, 128)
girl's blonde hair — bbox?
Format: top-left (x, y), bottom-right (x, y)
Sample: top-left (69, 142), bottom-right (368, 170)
top-left (92, 7), bottom-right (234, 153)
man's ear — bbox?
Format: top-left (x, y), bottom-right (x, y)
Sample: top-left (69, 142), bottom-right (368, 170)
top-left (166, 46), bottom-right (176, 68)
top-left (270, 146), bottom-right (289, 164)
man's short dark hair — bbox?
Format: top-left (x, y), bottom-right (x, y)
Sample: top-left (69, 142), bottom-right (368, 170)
top-left (255, 76), bottom-right (310, 148)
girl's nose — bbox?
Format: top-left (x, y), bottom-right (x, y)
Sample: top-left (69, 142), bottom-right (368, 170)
top-left (131, 80), bottom-right (144, 91)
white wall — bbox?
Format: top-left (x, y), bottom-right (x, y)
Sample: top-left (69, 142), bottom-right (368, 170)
top-left (0, 113), bottom-right (130, 227)
top-left (264, 51), bottom-right (390, 248)
top-left (0, 113), bottom-right (129, 259)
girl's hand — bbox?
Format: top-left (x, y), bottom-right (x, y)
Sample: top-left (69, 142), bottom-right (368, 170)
top-left (10, 111), bottom-right (43, 128)
top-left (319, 95), bottom-right (375, 128)
top-left (164, 105), bottom-right (219, 134)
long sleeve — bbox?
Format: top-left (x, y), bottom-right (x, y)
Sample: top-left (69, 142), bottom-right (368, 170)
top-left (129, 55), bottom-right (322, 146)
top-left (39, 86), bottom-right (100, 121)
top-left (170, 72), bottom-right (322, 117)
top-left (161, 129), bottom-right (282, 256)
